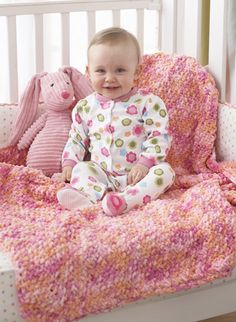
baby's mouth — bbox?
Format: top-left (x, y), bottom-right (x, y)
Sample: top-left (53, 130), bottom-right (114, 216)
top-left (104, 86), bottom-right (120, 89)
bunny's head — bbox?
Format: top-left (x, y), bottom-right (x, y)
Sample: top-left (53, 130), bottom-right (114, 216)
top-left (40, 71), bottom-right (75, 112)
top-left (9, 67), bottom-right (93, 145)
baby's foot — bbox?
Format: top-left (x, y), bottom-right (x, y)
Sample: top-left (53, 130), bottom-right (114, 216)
top-left (102, 192), bottom-right (127, 216)
top-left (57, 187), bottom-right (92, 210)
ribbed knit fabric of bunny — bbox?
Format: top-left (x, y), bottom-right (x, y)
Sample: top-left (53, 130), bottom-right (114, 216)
top-left (8, 68), bottom-right (93, 176)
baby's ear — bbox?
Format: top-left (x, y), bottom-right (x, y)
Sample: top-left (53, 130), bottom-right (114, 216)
top-left (134, 64), bottom-right (141, 81)
top-left (85, 65), bottom-right (90, 78)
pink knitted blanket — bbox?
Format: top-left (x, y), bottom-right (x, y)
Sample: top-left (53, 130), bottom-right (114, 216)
top-left (0, 163), bottom-right (235, 321)
top-left (0, 53), bottom-right (236, 321)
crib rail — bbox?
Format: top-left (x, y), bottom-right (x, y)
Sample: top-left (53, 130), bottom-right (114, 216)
top-left (0, 0), bottom-right (228, 103)
top-left (0, 0), bottom-right (162, 103)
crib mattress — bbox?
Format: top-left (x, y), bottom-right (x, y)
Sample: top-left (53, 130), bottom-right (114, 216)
top-left (1, 250), bottom-right (236, 322)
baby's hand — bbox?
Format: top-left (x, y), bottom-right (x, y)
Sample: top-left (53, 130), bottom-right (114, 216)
top-left (127, 164), bottom-right (149, 185)
top-left (61, 166), bottom-right (73, 182)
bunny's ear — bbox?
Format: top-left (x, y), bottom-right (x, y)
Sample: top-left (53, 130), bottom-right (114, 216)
top-left (60, 66), bottom-right (93, 100)
top-left (8, 73), bottom-right (43, 146)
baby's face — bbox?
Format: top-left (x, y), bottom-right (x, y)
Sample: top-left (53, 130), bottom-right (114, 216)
top-left (87, 41), bottom-right (139, 100)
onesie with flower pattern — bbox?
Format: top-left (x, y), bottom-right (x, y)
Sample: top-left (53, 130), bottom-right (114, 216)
top-left (58, 87), bottom-right (175, 215)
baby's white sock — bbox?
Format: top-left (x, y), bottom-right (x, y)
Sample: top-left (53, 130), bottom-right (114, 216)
top-left (57, 187), bottom-right (93, 210)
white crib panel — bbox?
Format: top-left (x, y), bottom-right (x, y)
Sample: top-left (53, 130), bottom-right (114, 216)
top-left (208, 0), bottom-right (228, 101)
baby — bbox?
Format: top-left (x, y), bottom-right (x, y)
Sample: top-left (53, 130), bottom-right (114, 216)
top-left (57, 27), bottom-right (175, 216)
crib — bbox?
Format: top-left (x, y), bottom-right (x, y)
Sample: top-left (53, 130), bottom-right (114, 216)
top-left (0, 1), bottom-right (236, 322)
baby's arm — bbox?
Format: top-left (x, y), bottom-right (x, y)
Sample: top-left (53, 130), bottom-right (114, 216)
top-left (60, 166), bottom-right (73, 182)
top-left (61, 100), bottom-right (89, 182)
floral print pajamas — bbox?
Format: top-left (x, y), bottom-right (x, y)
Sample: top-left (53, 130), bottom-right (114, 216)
top-left (62, 88), bottom-right (175, 212)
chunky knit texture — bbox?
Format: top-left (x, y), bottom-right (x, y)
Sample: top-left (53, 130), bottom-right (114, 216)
top-left (0, 165), bottom-right (235, 322)
top-left (0, 53), bottom-right (236, 322)
top-left (135, 53), bottom-right (219, 175)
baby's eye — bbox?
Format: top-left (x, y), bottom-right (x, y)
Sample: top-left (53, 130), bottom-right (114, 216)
top-left (50, 83), bottom-right (54, 87)
top-left (117, 68), bottom-right (126, 73)
top-left (96, 69), bottom-right (105, 73)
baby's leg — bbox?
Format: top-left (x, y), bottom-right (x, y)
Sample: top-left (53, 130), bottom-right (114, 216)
top-left (102, 162), bottom-right (175, 216)
top-left (57, 161), bottom-right (111, 210)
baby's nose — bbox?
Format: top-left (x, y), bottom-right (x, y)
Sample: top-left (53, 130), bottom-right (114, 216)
top-left (106, 73), bottom-right (115, 82)
top-left (61, 90), bottom-right (70, 99)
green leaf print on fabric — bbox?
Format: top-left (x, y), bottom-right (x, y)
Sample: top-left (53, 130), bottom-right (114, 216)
top-left (145, 119), bottom-right (154, 125)
top-left (153, 103), bottom-right (161, 111)
top-left (97, 114), bottom-right (105, 122)
top-left (154, 168), bottom-right (164, 176)
top-left (159, 109), bottom-right (167, 117)
top-left (122, 118), bottom-right (132, 126)
top-left (128, 141), bottom-right (137, 149)
top-left (155, 177), bottom-right (163, 186)
top-left (115, 139), bottom-right (124, 147)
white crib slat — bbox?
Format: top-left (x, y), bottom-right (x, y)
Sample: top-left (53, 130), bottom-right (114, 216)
top-left (156, 9), bottom-right (161, 51)
top-left (7, 16), bottom-right (18, 103)
top-left (160, 0), bottom-right (177, 54)
top-left (183, 0), bottom-right (202, 60)
top-left (112, 10), bottom-right (120, 27)
top-left (61, 13), bottom-right (70, 66)
top-left (208, 0), bottom-right (227, 101)
top-left (34, 14), bottom-right (44, 73)
top-left (136, 9), bottom-right (144, 54)
top-left (87, 11), bottom-right (96, 43)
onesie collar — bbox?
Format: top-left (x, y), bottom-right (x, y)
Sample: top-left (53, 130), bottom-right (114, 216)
top-left (95, 87), bottom-right (138, 103)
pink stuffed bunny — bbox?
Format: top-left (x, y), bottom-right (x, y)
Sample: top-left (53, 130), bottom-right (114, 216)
top-left (8, 67), bottom-right (93, 176)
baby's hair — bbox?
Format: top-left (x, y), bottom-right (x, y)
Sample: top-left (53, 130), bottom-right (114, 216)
top-left (87, 27), bottom-right (141, 62)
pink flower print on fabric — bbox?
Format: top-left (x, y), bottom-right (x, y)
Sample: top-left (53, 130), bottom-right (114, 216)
top-left (75, 113), bottom-right (82, 124)
top-left (88, 176), bottom-right (97, 183)
top-left (83, 138), bottom-right (90, 147)
top-left (100, 101), bottom-right (110, 109)
top-left (109, 194), bottom-right (124, 210)
top-left (71, 177), bottom-right (79, 185)
top-left (127, 188), bottom-right (139, 196)
top-left (63, 151), bottom-right (69, 159)
top-left (101, 147), bottom-right (110, 157)
top-left (142, 107), bottom-right (147, 114)
top-left (143, 195), bottom-right (151, 204)
top-left (102, 192), bottom-right (127, 216)
top-left (133, 125), bottom-right (143, 137)
top-left (126, 152), bottom-right (137, 163)
top-left (165, 147), bottom-right (170, 154)
top-left (105, 124), bottom-right (115, 133)
top-left (127, 105), bottom-right (138, 115)
top-left (153, 130), bottom-right (161, 136)
top-left (87, 120), bottom-right (93, 127)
